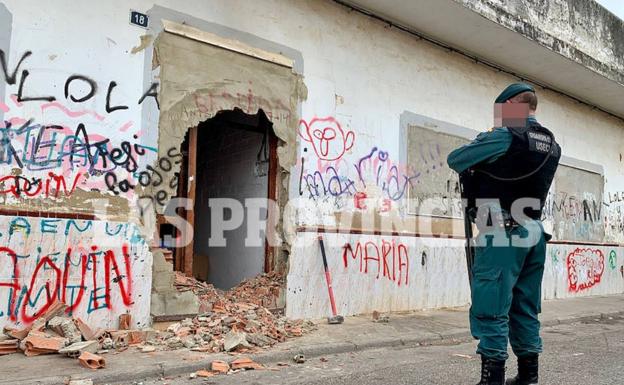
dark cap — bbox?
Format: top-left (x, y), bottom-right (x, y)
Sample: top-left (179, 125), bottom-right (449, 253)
top-left (495, 83), bottom-right (535, 103)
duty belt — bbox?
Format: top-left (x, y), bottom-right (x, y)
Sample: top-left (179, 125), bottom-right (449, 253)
top-left (471, 208), bottom-right (521, 231)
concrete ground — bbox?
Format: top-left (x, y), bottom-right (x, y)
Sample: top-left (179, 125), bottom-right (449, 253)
top-left (1, 295), bottom-right (624, 385)
top-left (143, 315), bottom-right (624, 385)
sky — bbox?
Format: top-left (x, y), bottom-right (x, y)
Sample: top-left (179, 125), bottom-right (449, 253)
top-left (595, 0), bottom-right (624, 20)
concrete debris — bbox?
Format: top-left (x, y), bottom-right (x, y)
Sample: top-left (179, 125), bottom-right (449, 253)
top-left (68, 380), bottom-right (94, 385)
top-left (59, 340), bottom-right (100, 358)
top-left (145, 272), bottom-right (315, 353)
top-left (60, 319), bottom-right (83, 344)
top-left (101, 337), bottom-right (115, 350)
top-left (372, 310), bottom-right (390, 323)
top-left (174, 271), bottom-right (284, 312)
top-left (141, 346), bottom-right (156, 353)
top-left (109, 331), bottom-right (129, 347)
top-left (78, 351), bottom-right (106, 369)
top-left (224, 330), bottom-right (251, 351)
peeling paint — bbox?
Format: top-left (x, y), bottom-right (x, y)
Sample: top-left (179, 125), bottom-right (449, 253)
top-left (131, 34), bottom-right (153, 54)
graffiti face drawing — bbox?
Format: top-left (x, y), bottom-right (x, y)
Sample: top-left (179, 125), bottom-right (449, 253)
top-left (299, 117), bottom-right (354, 161)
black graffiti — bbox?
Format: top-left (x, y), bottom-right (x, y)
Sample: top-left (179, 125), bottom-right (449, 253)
top-left (1, 119), bottom-right (147, 173)
top-left (138, 82), bottom-right (159, 109)
top-left (105, 147), bottom-right (182, 197)
top-left (106, 81), bottom-right (128, 113)
top-left (64, 75), bottom-right (97, 103)
top-left (0, 50), bottom-right (31, 85)
top-left (17, 70), bottom-right (56, 102)
top-left (1, 49), bottom-right (159, 111)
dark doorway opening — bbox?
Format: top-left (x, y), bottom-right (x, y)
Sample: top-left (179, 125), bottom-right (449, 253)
top-left (173, 108), bottom-right (278, 290)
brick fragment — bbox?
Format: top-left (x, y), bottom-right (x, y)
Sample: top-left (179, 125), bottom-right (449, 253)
top-left (78, 351), bottom-right (106, 369)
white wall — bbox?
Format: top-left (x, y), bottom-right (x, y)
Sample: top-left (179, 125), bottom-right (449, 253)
top-left (0, 0), bottom-right (622, 323)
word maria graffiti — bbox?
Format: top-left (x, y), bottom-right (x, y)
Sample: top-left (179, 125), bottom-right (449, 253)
top-left (566, 248), bottom-right (605, 292)
top-left (0, 216), bottom-right (150, 328)
top-left (342, 239), bottom-right (409, 286)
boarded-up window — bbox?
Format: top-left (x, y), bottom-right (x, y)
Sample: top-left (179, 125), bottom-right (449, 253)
top-left (543, 164), bottom-right (605, 242)
top-left (405, 123), bottom-right (468, 218)
top-left (403, 114), bottom-right (606, 243)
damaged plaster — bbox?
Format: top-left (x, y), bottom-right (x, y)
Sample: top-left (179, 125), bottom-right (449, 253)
top-left (131, 34), bottom-right (153, 54)
top-left (150, 29), bottom-right (306, 271)
top-left (455, 0), bottom-right (624, 85)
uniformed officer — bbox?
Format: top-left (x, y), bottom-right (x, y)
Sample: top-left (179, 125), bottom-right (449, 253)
top-left (447, 83), bottom-right (561, 385)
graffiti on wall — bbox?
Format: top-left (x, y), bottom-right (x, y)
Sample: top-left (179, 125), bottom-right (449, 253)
top-left (0, 49), bottom-right (161, 205)
top-left (342, 239), bottom-right (409, 286)
top-left (566, 248), bottom-right (605, 292)
top-left (0, 216), bottom-right (150, 328)
top-left (299, 117), bottom-right (354, 161)
top-left (298, 116), bottom-right (425, 211)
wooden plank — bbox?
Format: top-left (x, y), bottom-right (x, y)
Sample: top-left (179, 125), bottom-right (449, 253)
top-left (183, 126), bottom-right (198, 276)
top-left (265, 133), bottom-right (279, 273)
top-left (162, 20), bottom-right (293, 69)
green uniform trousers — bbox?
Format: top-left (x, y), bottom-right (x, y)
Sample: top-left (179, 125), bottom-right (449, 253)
top-left (469, 220), bottom-right (548, 361)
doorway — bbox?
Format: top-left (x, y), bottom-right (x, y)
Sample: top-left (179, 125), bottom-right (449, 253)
top-left (175, 108), bottom-right (277, 289)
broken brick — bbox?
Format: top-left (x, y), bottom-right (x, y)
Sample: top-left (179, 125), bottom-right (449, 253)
top-left (230, 357), bottom-right (263, 371)
top-left (78, 351), bottom-right (106, 369)
top-left (196, 370), bottom-right (215, 377)
top-left (74, 318), bottom-right (101, 341)
top-left (119, 314), bottom-right (132, 330)
top-left (0, 339), bottom-right (19, 355)
top-left (22, 331), bottom-right (67, 356)
top-left (211, 360), bottom-right (230, 374)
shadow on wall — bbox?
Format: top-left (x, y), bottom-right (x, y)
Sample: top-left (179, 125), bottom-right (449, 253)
top-left (0, 4), bottom-right (12, 123)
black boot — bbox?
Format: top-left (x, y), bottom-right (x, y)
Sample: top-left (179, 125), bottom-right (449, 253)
top-left (505, 354), bottom-right (538, 385)
top-left (477, 356), bottom-right (506, 385)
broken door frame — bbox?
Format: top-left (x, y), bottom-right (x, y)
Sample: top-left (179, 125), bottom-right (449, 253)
top-left (176, 119), bottom-right (279, 278)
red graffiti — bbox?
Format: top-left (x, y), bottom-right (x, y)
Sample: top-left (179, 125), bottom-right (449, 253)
top-left (0, 172), bottom-right (84, 198)
top-left (0, 247), bottom-right (20, 322)
top-left (342, 239), bottom-right (409, 286)
top-left (567, 248), bottom-right (605, 292)
top-left (0, 244), bottom-right (133, 325)
top-left (354, 192), bottom-right (392, 212)
top-left (299, 117), bottom-right (354, 161)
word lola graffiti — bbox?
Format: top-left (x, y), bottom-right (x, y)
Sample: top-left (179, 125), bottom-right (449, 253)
top-left (299, 117), bottom-right (355, 161)
top-left (567, 248), bottom-right (605, 292)
top-left (0, 50), bottom-right (158, 110)
top-left (342, 239), bottom-right (409, 286)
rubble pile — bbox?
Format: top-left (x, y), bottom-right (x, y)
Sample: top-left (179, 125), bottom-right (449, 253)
top-left (153, 272), bottom-right (314, 352)
top-left (224, 271), bottom-right (284, 309)
top-left (1, 272), bottom-right (314, 366)
top-left (1, 299), bottom-right (150, 369)
top-left (174, 271), bottom-right (285, 311)
top-left (150, 300), bottom-right (313, 353)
